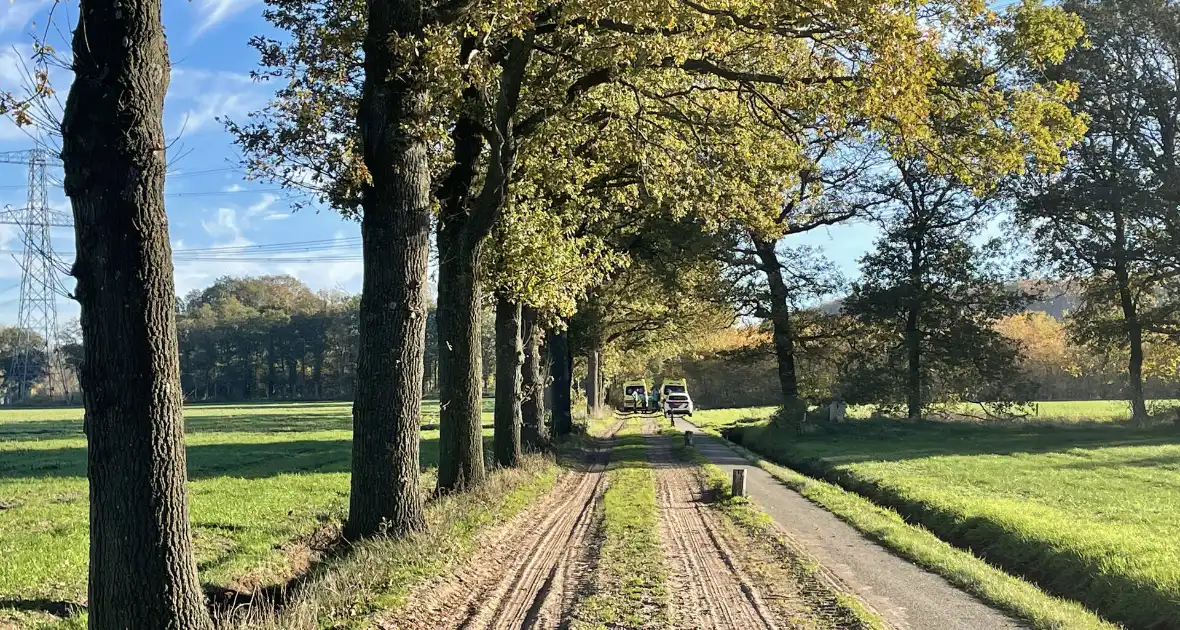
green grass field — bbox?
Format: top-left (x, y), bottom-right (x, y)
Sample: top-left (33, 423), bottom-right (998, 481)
top-left (692, 403), bottom-right (1180, 629)
top-left (0, 400), bottom-right (494, 617)
top-left (691, 399), bottom-right (1179, 430)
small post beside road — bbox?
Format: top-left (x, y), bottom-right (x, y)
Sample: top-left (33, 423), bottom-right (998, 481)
top-left (732, 468), bottom-right (747, 498)
top-left (684, 431), bottom-right (693, 446)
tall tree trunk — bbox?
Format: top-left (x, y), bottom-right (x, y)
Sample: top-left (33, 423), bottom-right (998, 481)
top-left (493, 295), bottom-right (523, 467)
top-left (549, 329), bottom-right (573, 436)
top-left (1113, 210), bottom-right (1149, 425)
top-left (61, 1), bottom-right (212, 627)
top-left (313, 354), bottom-right (323, 399)
top-left (586, 347), bottom-right (603, 418)
top-left (436, 229), bottom-right (486, 491)
top-left (296, 359), bottom-right (306, 398)
top-left (521, 307), bottom-right (549, 449)
top-left (905, 238), bottom-right (925, 422)
top-left (1114, 255), bottom-right (1149, 425)
top-left (267, 337), bottom-right (277, 397)
top-left (753, 236), bottom-right (802, 407)
top-left (905, 308), bottom-right (923, 421)
top-left (345, 0), bottom-right (431, 540)
top-left (242, 347), bottom-right (253, 400)
top-left (435, 36), bottom-right (533, 490)
top-left (287, 358), bottom-right (298, 399)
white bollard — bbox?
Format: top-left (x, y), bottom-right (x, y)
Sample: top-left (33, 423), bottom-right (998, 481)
top-left (732, 468), bottom-right (747, 497)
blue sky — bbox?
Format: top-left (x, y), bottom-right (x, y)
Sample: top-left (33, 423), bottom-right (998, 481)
top-left (0, 0), bottom-right (873, 327)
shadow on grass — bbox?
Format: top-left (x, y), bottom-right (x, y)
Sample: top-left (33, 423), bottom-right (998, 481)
top-left (206, 428), bottom-right (576, 624)
top-left (0, 437), bottom-right (451, 481)
top-left (0, 400), bottom-right (495, 442)
top-left (204, 521), bottom-right (349, 621)
top-left (0, 597), bottom-right (82, 618)
top-left (726, 418), bottom-right (1180, 466)
top-left (1061, 453), bottom-right (1180, 470)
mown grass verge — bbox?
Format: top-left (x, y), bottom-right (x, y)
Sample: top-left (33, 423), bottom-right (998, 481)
top-left (708, 425), bottom-right (1120, 630)
top-left (571, 418), bottom-right (667, 629)
top-left (667, 437), bottom-right (888, 630)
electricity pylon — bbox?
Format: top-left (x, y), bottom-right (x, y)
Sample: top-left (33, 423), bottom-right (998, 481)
top-left (0, 148), bottom-right (72, 401)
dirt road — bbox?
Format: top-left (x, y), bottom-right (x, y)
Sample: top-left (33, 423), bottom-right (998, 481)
top-left (649, 437), bottom-right (781, 630)
top-left (391, 416), bottom-right (879, 630)
top-left (392, 424), bottom-right (620, 630)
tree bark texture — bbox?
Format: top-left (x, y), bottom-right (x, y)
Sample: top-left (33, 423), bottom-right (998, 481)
top-left (521, 307), bottom-right (550, 449)
top-left (435, 37), bottom-right (534, 490)
top-left (548, 329), bottom-right (573, 436)
top-left (753, 237), bottom-right (802, 406)
top-left (494, 296), bottom-right (524, 467)
top-left (436, 233), bottom-right (486, 491)
top-left (345, 0), bottom-right (431, 540)
top-left (61, 2), bottom-right (212, 627)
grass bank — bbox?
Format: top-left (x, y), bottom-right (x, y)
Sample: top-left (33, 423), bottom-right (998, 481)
top-left (572, 418), bottom-right (667, 629)
top-left (232, 454), bottom-right (560, 629)
top-left (701, 411), bottom-right (1164, 629)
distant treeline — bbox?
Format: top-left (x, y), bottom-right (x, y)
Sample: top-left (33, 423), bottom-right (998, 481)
top-left (2, 275), bottom-right (503, 404)
top-left (5, 275), bottom-right (1174, 408)
top-left (659, 311), bottom-right (1179, 411)
top-left (173, 276), bottom-right (498, 402)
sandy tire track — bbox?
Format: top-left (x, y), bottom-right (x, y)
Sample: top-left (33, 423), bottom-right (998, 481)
top-left (650, 438), bottom-right (780, 630)
top-left (389, 424), bottom-right (623, 630)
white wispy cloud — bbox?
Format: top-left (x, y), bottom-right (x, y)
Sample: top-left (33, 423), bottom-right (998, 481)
top-left (245, 193), bottom-right (278, 217)
top-left (0, 0), bottom-right (50, 34)
top-left (172, 92), bottom-right (255, 137)
top-left (190, 0), bottom-right (262, 40)
top-left (0, 118), bottom-right (33, 142)
top-left (223, 183), bottom-right (245, 193)
top-left (0, 46), bottom-right (26, 89)
top-left (172, 229), bottom-right (363, 297)
top-left (169, 67), bottom-right (255, 97)
top-left (165, 68), bottom-right (267, 138)
top-left (200, 207), bottom-right (250, 244)
top-left (263, 212), bottom-right (291, 221)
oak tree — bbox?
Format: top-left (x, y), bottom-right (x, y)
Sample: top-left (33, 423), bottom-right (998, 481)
top-left (843, 160), bottom-right (1033, 420)
top-left (60, 0), bottom-right (213, 627)
top-left (1018, 0), bottom-right (1180, 424)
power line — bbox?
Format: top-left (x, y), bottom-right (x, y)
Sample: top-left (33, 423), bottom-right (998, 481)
top-left (0, 237), bottom-right (364, 261)
top-left (165, 188), bottom-right (289, 198)
top-left (35, 179), bottom-right (287, 198)
top-left (172, 238), bottom-right (361, 254)
top-left (167, 167), bottom-right (242, 178)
